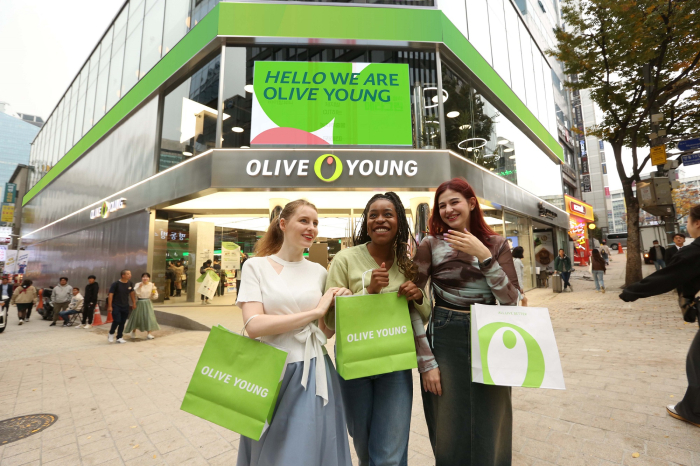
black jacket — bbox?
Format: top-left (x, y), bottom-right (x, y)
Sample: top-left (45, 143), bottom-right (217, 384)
top-left (621, 237), bottom-right (700, 304)
top-left (664, 245), bottom-right (682, 265)
top-left (648, 244), bottom-right (666, 262)
top-left (1, 283), bottom-right (13, 301)
top-left (84, 282), bottom-right (99, 306)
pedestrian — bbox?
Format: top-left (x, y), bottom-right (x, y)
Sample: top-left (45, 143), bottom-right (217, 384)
top-left (512, 246), bottom-right (529, 306)
top-left (412, 178), bottom-right (521, 465)
top-left (236, 252), bottom-right (248, 295)
top-left (648, 239), bottom-right (667, 270)
top-left (665, 233), bottom-right (686, 265)
top-left (164, 266), bottom-right (173, 300)
top-left (554, 249), bottom-right (574, 292)
top-left (324, 192), bottom-right (435, 466)
top-left (107, 270), bottom-right (136, 344)
top-left (591, 248), bottom-right (606, 293)
top-left (599, 240), bottom-right (612, 265)
top-left (77, 275), bottom-right (99, 329)
top-left (58, 288), bottom-right (84, 326)
top-left (1, 276), bottom-right (14, 320)
top-left (171, 261), bottom-right (185, 297)
top-left (125, 272), bottom-right (160, 340)
top-left (10, 279), bottom-right (37, 325)
top-left (49, 277), bottom-right (72, 326)
top-left (199, 260), bottom-right (214, 304)
top-left (236, 199), bottom-right (352, 466)
top-left (620, 204), bottom-right (700, 428)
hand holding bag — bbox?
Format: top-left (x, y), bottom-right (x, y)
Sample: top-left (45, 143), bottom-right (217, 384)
top-left (180, 316), bottom-right (289, 440)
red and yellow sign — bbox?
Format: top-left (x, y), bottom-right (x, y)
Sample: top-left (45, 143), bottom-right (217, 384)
top-left (564, 195), bottom-right (594, 265)
top-left (564, 195), bottom-right (594, 222)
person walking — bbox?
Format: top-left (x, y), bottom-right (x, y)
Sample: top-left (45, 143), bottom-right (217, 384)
top-left (171, 261), bottom-right (185, 297)
top-left (648, 239), bottom-right (667, 270)
top-left (591, 248), bottom-right (607, 293)
top-left (665, 233), bottom-right (686, 265)
top-left (107, 270), bottom-right (136, 344)
top-left (1, 277), bottom-right (14, 321)
top-left (512, 246), bottom-right (529, 306)
top-left (50, 277), bottom-right (72, 326)
top-left (412, 178), bottom-right (521, 466)
top-left (236, 199), bottom-right (352, 466)
top-left (10, 279), bottom-right (37, 325)
top-left (125, 273), bottom-right (160, 340)
top-left (599, 240), bottom-right (613, 265)
top-left (554, 249), bottom-right (574, 292)
top-left (164, 266), bottom-right (173, 301)
top-left (324, 192), bottom-right (435, 466)
top-left (77, 275), bottom-right (99, 329)
top-left (199, 260), bottom-right (215, 304)
top-left (58, 288), bottom-right (84, 326)
top-left (620, 204), bottom-right (700, 428)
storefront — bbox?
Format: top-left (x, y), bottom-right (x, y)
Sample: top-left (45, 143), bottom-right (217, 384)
top-left (564, 195), bottom-right (595, 266)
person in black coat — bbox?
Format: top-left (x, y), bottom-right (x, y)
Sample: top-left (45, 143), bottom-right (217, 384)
top-left (648, 240), bottom-right (667, 270)
top-left (620, 204), bottom-right (700, 428)
top-left (1, 276), bottom-right (14, 320)
top-left (664, 233), bottom-right (686, 265)
top-left (78, 275), bottom-right (99, 328)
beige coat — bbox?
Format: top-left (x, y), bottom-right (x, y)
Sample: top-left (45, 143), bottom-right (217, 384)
top-left (10, 286), bottom-right (38, 305)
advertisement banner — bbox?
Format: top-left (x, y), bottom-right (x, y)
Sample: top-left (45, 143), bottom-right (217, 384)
top-left (221, 242), bottom-right (241, 271)
top-left (1, 204), bottom-right (14, 223)
top-left (251, 61), bottom-right (412, 147)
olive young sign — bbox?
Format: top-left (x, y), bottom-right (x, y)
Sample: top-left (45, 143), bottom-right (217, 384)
top-left (251, 62), bottom-right (412, 146)
top-left (89, 198), bottom-right (127, 219)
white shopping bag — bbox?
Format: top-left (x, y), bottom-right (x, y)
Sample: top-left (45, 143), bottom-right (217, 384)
top-left (196, 270), bottom-right (220, 300)
top-left (471, 304), bottom-right (565, 390)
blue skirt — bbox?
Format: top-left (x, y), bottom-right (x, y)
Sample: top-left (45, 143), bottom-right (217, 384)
top-left (237, 355), bottom-right (352, 466)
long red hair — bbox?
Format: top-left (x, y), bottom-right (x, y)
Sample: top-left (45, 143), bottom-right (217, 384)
top-left (429, 178), bottom-right (497, 243)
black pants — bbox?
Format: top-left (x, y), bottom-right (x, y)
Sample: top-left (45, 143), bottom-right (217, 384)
top-left (82, 302), bottom-right (95, 325)
top-left (423, 307), bottom-right (512, 466)
top-left (17, 303), bottom-right (32, 319)
top-left (109, 305), bottom-right (129, 339)
top-left (675, 328), bottom-right (700, 424)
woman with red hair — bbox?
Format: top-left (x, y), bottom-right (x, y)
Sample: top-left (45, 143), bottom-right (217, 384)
top-left (413, 177), bottom-right (521, 465)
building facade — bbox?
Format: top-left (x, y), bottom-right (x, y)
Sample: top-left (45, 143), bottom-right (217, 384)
top-left (23, 0), bottom-right (575, 301)
top-left (0, 103), bottom-right (40, 205)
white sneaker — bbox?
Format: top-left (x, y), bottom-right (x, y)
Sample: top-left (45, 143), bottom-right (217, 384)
top-left (108, 334), bottom-right (114, 343)
top-left (147, 334), bottom-right (155, 340)
top-left (116, 338), bottom-right (127, 344)
top-left (18, 320), bottom-right (23, 325)
top-left (24, 318), bottom-right (29, 322)
top-left (76, 324), bottom-right (84, 329)
top-left (83, 324), bottom-right (91, 329)
top-left (130, 331), bottom-right (136, 339)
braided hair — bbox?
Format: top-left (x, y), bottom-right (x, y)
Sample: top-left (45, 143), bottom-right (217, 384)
top-left (353, 192), bottom-right (418, 281)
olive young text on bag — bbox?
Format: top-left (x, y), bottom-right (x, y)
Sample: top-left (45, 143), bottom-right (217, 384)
top-left (335, 271), bottom-right (417, 380)
top-left (180, 318), bottom-right (288, 440)
top-left (471, 304), bottom-right (566, 390)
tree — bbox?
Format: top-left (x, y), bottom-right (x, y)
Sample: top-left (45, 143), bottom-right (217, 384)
top-left (550, 0), bottom-right (700, 286)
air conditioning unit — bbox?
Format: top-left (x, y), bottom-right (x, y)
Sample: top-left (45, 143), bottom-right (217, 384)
top-left (637, 177), bottom-right (674, 217)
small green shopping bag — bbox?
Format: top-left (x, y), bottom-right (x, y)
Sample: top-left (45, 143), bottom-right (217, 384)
top-left (335, 291), bottom-right (417, 380)
top-left (180, 323), bottom-right (288, 440)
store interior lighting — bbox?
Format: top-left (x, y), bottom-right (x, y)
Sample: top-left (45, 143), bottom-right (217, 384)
top-left (232, 127), bottom-right (244, 133)
top-left (446, 111), bottom-right (460, 118)
top-left (244, 85), bottom-right (254, 93)
top-left (504, 147), bottom-right (514, 153)
top-left (497, 138), bottom-right (510, 145)
top-left (459, 124), bottom-right (471, 130)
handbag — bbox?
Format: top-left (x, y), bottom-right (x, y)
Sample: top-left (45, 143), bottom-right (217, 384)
top-left (180, 316), bottom-right (289, 440)
top-left (334, 270), bottom-right (417, 380)
top-left (679, 292), bottom-right (699, 324)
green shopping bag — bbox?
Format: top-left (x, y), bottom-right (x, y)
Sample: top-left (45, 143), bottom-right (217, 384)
top-left (335, 291), bottom-right (417, 380)
top-left (180, 321), bottom-right (288, 440)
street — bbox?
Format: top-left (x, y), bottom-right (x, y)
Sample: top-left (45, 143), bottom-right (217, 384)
top-left (0, 255), bottom-right (698, 466)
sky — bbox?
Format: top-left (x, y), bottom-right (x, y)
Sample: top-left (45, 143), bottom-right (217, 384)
top-left (0, 0), bottom-right (124, 119)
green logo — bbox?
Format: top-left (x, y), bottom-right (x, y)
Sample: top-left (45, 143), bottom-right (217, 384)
top-left (314, 154), bottom-right (343, 182)
top-left (100, 202), bottom-right (110, 218)
top-left (478, 322), bottom-right (545, 387)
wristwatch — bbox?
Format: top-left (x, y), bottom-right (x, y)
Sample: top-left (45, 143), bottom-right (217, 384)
top-left (478, 257), bottom-right (493, 268)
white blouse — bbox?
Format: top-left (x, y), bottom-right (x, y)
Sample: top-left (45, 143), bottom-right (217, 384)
top-left (134, 282), bottom-right (158, 300)
top-left (237, 255), bottom-right (329, 403)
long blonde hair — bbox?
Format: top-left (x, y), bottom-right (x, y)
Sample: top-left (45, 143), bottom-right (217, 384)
top-left (254, 199), bottom-right (318, 257)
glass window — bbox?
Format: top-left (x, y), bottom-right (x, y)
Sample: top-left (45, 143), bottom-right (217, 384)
top-left (542, 60), bottom-right (557, 139)
top-left (466, 0), bottom-right (493, 66)
top-left (519, 24), bottom-right (539, 118)
top-left (122, 0), bottom-right (146, 97)
top-left (488, 0), bottom-right (511, 86)
top-left (139, 0), bottom-right (166, 78)
top-left (159, 53), bottom-right (221, 171)
top-left (59, 92), bottom-right (71, 157)
top-left (107, 7), bottom-right (129, 111)
top-left (163, 0), bottom-right (190, 55)
top-left (505, 212), bottom-right (534, 290)
top-left (532, 48), bottom-right (547, 130)
top-left (504, 1), bottom-right (526, 103)
top-left (93, 27), bottom-right (114, 123)
top-left (73, 67), bottom-right (88, 144)
top-left (190, 0), bottom-right (218, 28)
top-left (83, 45), bottom-right (102, 135)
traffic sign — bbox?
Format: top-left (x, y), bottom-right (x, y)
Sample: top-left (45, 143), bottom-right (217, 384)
top-left (682, 153), bottom-right (700, 166)
top-left (678, 138), bottom-right (700, 152)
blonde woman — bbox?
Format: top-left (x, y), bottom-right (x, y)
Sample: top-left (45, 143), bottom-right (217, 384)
top-left (236, 199), bottom-right (352, 466)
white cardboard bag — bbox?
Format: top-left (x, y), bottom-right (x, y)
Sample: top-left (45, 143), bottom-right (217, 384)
top-left (471, 304), bottom-right (565, 390)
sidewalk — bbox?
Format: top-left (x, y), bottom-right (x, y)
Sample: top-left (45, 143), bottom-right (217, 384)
top-left (0, 252), bottom-right (697, 465)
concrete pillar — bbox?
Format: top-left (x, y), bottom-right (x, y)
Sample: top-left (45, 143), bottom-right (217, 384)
top-left (187, 221), bottom-right (215, 302)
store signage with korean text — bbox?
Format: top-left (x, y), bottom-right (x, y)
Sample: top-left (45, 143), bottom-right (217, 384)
top-left (252, 61), bottom-right (412, 146)
top-left (581, 175), bottom-right (591, 192)
top-left (682, 153), bottom-right (700, 166)
top-left (4, 183), bottom-right (16, 204)
top-left (1, 204), bottom-right (14, 223)
top-left (650, 145), bottom-right (667, 166)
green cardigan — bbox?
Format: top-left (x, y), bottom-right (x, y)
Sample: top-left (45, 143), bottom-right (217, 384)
top-left (324, 243), bottom-right (431, 330)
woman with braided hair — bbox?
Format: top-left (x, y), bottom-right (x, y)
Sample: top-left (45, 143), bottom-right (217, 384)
top-left (325, 192), bottom-right (437, 466)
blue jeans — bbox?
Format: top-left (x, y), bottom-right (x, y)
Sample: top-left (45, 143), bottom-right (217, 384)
top-left (592, 270), bottom-right (605, 290)
top-left (423, 307), bottom-right (512, 465)
top-left (59, 309), bottom-right (79, 322)
top-left (560, 271), bottom-right (572, 289)
top-left (338, 369), bottom-right (413, 466)
top-left (654, 260), bottom-right (666, 271)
